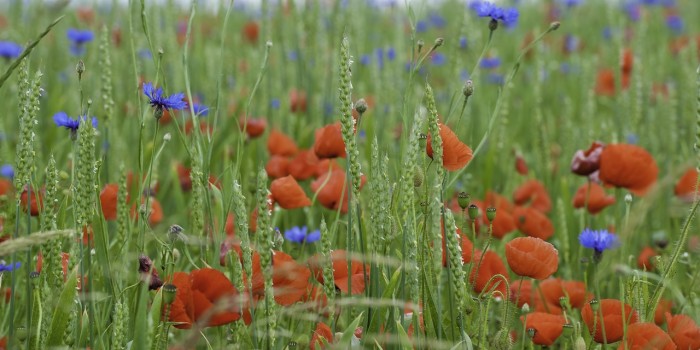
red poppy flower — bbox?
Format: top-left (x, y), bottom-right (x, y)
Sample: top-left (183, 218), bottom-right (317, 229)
top-left (513, 180), bottom-right (552, 214)
top-left (510, 279), bottom-right (535, 308)
top-left (313, 159), bottom-right (341, 178)
top-left (571, 141), bottom-right (605, 176)
top-left (0, 178), bottom-right (12, 196)
top-left (539, 278), bottom-right (590, 310)
top-left (621, 48), bottom-right (633, 75)
top-left (637, 246), bottom-right (658, 271)
top-left (513, 206), bottom-right (554, 240)
top-left (175, 164), bottom-right (221, 192)
top-left (470, 250), bottom-right (509, 296)
top-left (595, 69), bottom-right (631, 96)
top-left (20, 187), bottom-right (43, 216)
top-left (130, 197), bottom-right (163, 226)
top-left (239, 117), bottom-right (267, 138)
top-left (310, 169), bottom-right (365, 214)
top-left (426, 123), bottom-right (473, 171)
top-left (310, 322), bottom-right (333, 350)
top-left (665, 313), bottom-right (700, 350)
top-left (488, 206), bottom-right (518, 239)
top-left (242, 21), bottom-right (259, 44)
top-left (167, 268), bottom-right (241, 329)
top-left (572, 182), bottom-right (616, 214)
top-left (290, 89), bottom-right (307, 114)
top-left (270, 175), bottom-right (311, 209)
top-left (599, 144), bottom-right (658, 196)
top-left (267, 130), bottom-right (298, 157)
top-left (674, 168), bottom-right (699, 203)
top-left (288, 149), bottom-right (320, 181)
top-left (99, 183), bottom-right (119, 221)
top-left (581, 299), bottom-right (639, 343)
top-left (654, 299), bottom-right (672, 326)
top-left (313, 123), bottom-right (346, 159)
top-left (617, 323), bottom-right (675, 350)
top-left (309, 250), bottom-right (369, 295)
top-left (265, 155), bottom-right (291, 179)
top-left (300, 285), bottom-right (328, 315)
top-left (505, 237), bottom-right (558, 280)
top-left (521, 312), bottom-right (566, 346)
top-left (515, 154), bottom-right (529, 175)
top-left (485, 191), bottom-right (515, 213)
top-left (247, 251), bottom-right (311, 306)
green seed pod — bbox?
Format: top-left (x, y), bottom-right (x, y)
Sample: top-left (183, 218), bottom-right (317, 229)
top-left (163, 284), bottom-right (177, 305)
top-left (486, 207), bottom-right (496, 222)
top-left (526, 328), bottom-right (536, 339)
top-left (562, 323), bottom-right (574, 337)
top-left (457, 192), bottom-right (470, 210)
top-left (589, 299), bottom-right (600, 312)
top-left (16, 327), bottom-right (28, 342)
top-left (468, 204), bottom-right (480, 221)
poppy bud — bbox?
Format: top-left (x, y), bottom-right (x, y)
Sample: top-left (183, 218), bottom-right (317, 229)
top-left (486, 207), bottom-right (496, 222)
top-left (354, 99), bottom-right (368, 115)
top-left (463, 80), bottom-right (474, 98)
top-left (30, 271), bottom-right (40, 287)
top-left (417, 40), bottom-right (424, 53)
top-left (468, 204), bottom-right (479, 221)
top-left (163, 283), bottom-right (177, 305)
top-left (521, 303), bottom-right (530, 313)
top-left (76, 60), bottom-right (85, 78)
top-left (550, 22), bottom-right (561, 31)
top-left (413, 167), bottom-right (424, 188)
top-left (624, 194), bottom-right (633, 203)
top-left (16, 326), bottom-right (27, 342)
top-left (559, 296), bottom-right (570, 309)
top-left (491, 329), bottom-right (513, 350)
top-left (457, 192), bottom-right (470, 210)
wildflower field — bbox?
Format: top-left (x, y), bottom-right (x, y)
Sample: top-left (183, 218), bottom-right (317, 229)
top-left (1, 0), bottom-right (700, 348)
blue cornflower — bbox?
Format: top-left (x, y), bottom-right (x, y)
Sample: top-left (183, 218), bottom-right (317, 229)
top-left (271, 99), bottom-right (281, 109)
top-left (623, 2), bottom-right (641, 22)
top-left (284, 226), bottom-right (321, 244)
top-left (375, 48), bottom-right (384, 69)
top-left (666, 15), bottom-right (683, 34)
top-left (564, 34), bottom-right (580, 53)
top-left (602, 27), bottom-right (613, 41)
top-left (480, 57), bottom-right (501, 69)
top-left (287, 50), bottom-right (298, 61)
top-left (560, 0), bottom-right (583, 7)
top-left (473, 1), bottom-right (519, 27)
top-left (0, 261), bottom-right (21, 272)
top-left (0, 164), bottom-right (13, 179)
top-left (579, 228), bottom-right (618, 260)
top-left (428, 12), bottom-right (447, 28)
top-left (53, 112), bottom-right (98, 134)
top-left (386, 47), bottom-right (396, 61)
top-left (415, 20), bottom-right (428, 33)
top-left (138, 48), bottom-right (152, 59)
top-left (192, 103), bottom-right (209, 116)
top-left (459, 37), bottom-right (468, 49)
top-left (143, 82), bottom-right (187, 114)
top-left (360, 54), bottom-right (371, 66)
top-left (0, 41), bottom-right (22, 60)
top-left (486, 73), bottom-right (505, 85)
top-left (431, 53), bottom-right (446, 66)
top-left (67, 29), bottom-right (94, 56)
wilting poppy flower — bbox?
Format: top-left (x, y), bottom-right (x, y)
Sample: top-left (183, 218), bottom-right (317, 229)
top-left (572, 182), bottom-right (616, 214)
top-left (167, 268), bottom-right (241, 329)
top-left (313, 123), bottom-right (346, 159)
top-left (242, 21), bottom-right (259, 44)
top-left (513, 206), bottom-right (554, 240)
top-left (521, 312), bottom-right (566, 346)
top-left (581, 299), bottom-right (638, 343)
top-left (617, 322), bottom-right (675, 350)
top-left (139, 254), bottom-right (164, 290)
top-left (265, 155), bottom-right (291, 179)
top-left (311, 169), bottom-right (365, 214)
top-left (571, 141), bottom-right (605, 176)
top-left (513, 180), bottom-right (552, 214)
top-left (674, 168), bottom-right (699, 203)
top-left (426, 123), bottom-right (473, 171)
top-left (505, 237), bottom-right (558, 280)
top-left (130, 197), bottom-right (163, 226)
top-left (309, 250), bottom-right (369, 295)
top-left (470, 250), bottom-right (509, 296)
top-left (288, 149), bottom-right (321, 181)
top-left (539, 278), bottom-right (590, 310)
top-left (599, 144), bottom-right (658, 196)
top-left (100, 183), bottom-right (119, 221)
top-left (310, 322), bottom-right (333, 350)
top-left (290, 89), bottom-right (307, 114)
top-left (239, 117), bottom-right (267, 138)
top-left (637, 246), bottom-right (658, 270)
top-left (20, 187), bottom-right (43, 216)
top-left (267, 130), bottom-right (298, 157)
top-left (665, 313), bottom-right (700, 350)
top-left (515, 154), bottom-right (529, 175)
top-left (270, 176), bottom-right (311, 209)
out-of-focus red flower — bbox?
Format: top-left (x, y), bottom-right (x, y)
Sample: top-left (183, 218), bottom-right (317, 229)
top-left (20, 186), bottom-right (43, 216)
top-left (513, 180), bottom-right (552, 214)
top-left (572, 182), bottom-right (616, 215)
top-left (309, 250), bottom-right (369, 295)
top-left (617, 322), bottom-right (675, 350)
top-left (521, 312), bottom-right (566, 346)
top-left (470, 250), bottom-right (509, 297)
top-left (100, 183), bottom-right (120, 221)
top-left (665, 312), bottom-right (700, 350)
top-left (267, 129), bottom-right (298, 157)
top-left (239, 117), bottom-right (267, 138)
top-left (513, 206), bottom-right (554, 240)
top-left (637, 246), bottom-right (658, 271)
top-left (426, 123), bottom-right (473, 171)
top-left (265, 155), bottom-right (291, 179)
top-left (310, 169), bottom-right (365, 214)
top-left (581, 299), bottom-right (638, 344)
top-left (599, 144), bottom-right (658, 196)
top-left (290, 89), bottom-right (307, 114)
top-left (313, 123), bottom-right (346, 159)
top-left (674, 168), bottom-right (700, 203)
top-left (242, 21), bottom-right (259, 44)
top-left (270, 176), bottom-right (311, 209)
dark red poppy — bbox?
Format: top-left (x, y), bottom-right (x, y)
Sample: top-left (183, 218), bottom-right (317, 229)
top-left (595, 69), bottom-right (631, 96)
top-left (665, 312), bottom-right (700, 350)
top-left (581, 299), bottom-right (638, 343)
top-left (470, 250), bottom-right (509, 296)
top-left (290, 89), bottom-right (308, 114)
top-left (0, 179), bottom-right (12, 196)
top-left (617, 322), bottom-right (675, 350)
top-left (521, 312), bottom-right (566, 346)
top-left (515, 154), bottom-right (529, 175)
top-left (572, 182), bottom-right (616, 214)
top-left (270, 175), bottom-right (311, 209)
top-left (265, 156), bottom-right (290, 179)
top-left (167, 268), bottom-right (241, 329)
top-left (239, 117), bottom-right (267, 138)
top-left (621, 48), bottom-right (633, 75)
top-left (242, 21), bottom-right (259, 44)
top-left (505, 237), bottom-right (558, 280)
top-left (309, 250), bottom-right (369, 295)
top-left (674, 168), bottom-right (699, 203)
top-left (313, 123), bottom-right (346, 159)
top-left (513, 206), bottom-right (554, 240)
top-left (571, 141), bottom-right (605, 176)
top-left (426, 123), bottom-right (473, 171)
top-left (20, 187), bottom-right (43, 216)
top-left (267, 129), bottom-right (298, 157)
top-left (100, 183), bottom-right (119, 221)
top-left (310, 169), bottom-right (365, 214)
top-left (654, 299), bottom-right (673, 326)
top-left (637, 246), bottom-right (658, 271)
top-left (599, 144), bottom-right (658, 196)
top-left (513, 180), bottom-right (552, 214)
